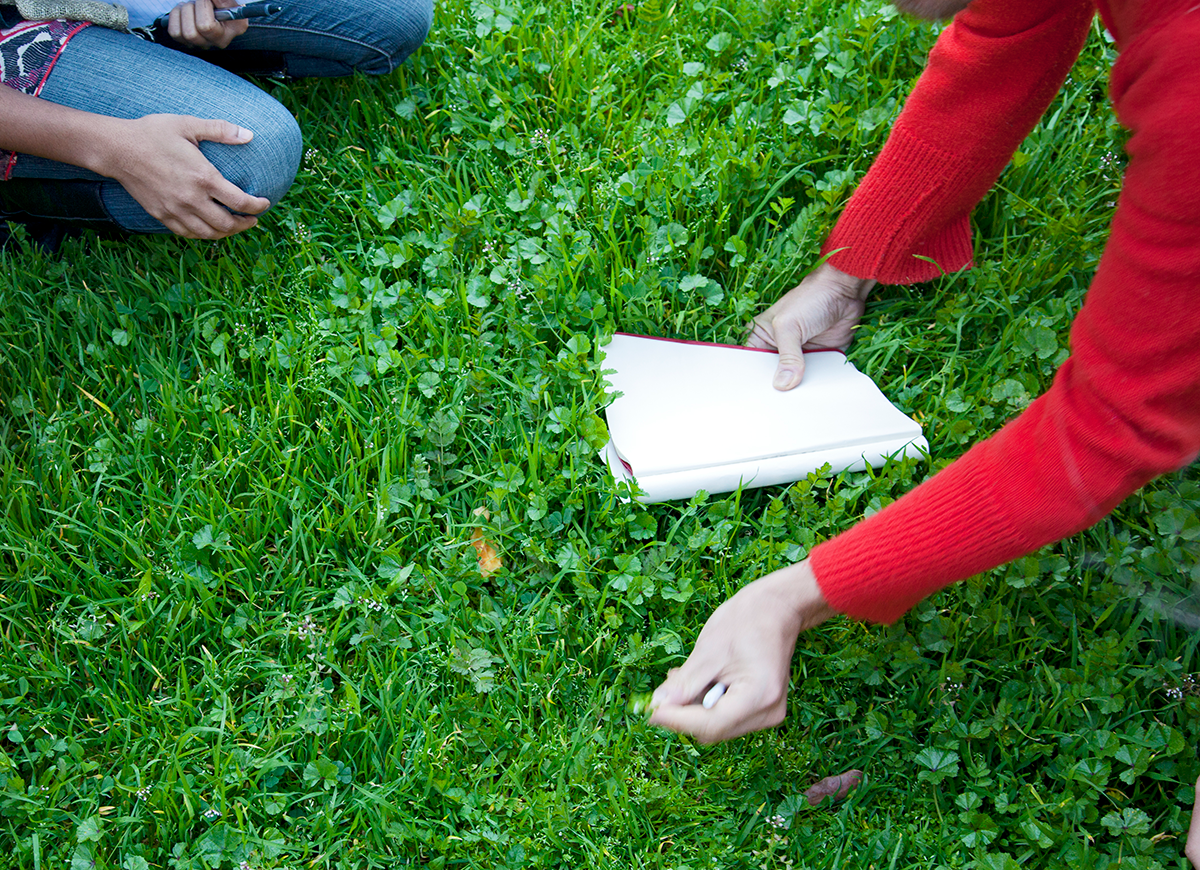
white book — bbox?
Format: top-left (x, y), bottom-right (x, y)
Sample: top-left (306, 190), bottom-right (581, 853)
top-left (600, 333), bottom-right (928, 503)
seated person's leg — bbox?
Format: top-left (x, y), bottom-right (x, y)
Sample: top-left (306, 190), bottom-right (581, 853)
top-left (4, 25), bottom-right (301, 234)
top-left (225, 0), bottom-right (433, 77)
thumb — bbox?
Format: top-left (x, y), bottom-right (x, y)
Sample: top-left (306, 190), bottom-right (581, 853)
top-left (190, 118), bottom-right (255, 145)
top-left (772, 325), bottom-right (806, 391)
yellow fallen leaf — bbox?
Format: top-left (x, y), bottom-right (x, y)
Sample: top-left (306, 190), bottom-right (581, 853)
top-left (471, 527), bottom-right (502, 577)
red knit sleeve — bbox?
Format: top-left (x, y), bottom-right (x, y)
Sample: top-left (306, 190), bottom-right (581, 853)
top-left (820, 0), bottom-right (1094, 284)
top-left (811, 11), bottom-right (1200, 624)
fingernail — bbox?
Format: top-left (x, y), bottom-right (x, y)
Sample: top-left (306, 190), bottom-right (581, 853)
top-left (236, 126), bottom-right (253, 142)
top-left (651, 688), bottom-right (666, 707)
top-left (773, 369), bottom-right (797, 390)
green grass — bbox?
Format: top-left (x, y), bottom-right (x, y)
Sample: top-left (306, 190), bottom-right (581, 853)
top-left (2, 1), bottom-right (1198, 868)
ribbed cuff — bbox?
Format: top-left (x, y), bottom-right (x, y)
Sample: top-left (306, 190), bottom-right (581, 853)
top-left (809, 443), bottom-right (1031, 624)
top-left (821, 124), bottom-right (977, 285)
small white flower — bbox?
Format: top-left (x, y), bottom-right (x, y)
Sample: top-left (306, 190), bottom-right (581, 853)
top-left (297, 615), bottom-right (321, 640)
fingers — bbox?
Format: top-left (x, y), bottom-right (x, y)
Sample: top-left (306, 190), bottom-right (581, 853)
top-left (744, 263), bottom-right (875, 390)
top-left (168, 0), bottom-right (248, 48)
top-left (214, 181), bottom-right (271, 216)
top-left (1186, 776), bottom-right (1200, 869)
top-left (153, 185), bottom-right (259, 238)
top-left (182, 118), bottom-right (272, 217)
top-left (651, 661), bottom-right (713, 709)
top-left (745, 307), bottom-right (807, 389)
top-left (161, 178), bottom-right (263, 238)
top-left (745, 318), bottom-right (776, 350)
top-left (649, 701), bottom-right (726, 744)
top-left (163, 210), bottom-right (258, 240)
top-left (649, 684), bottom-right (785, 744)
top-left (169, 1), bottom-right (203, 45)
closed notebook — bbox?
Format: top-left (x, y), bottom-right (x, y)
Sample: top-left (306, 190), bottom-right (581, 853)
top-left (600, 333), bottom-right (928, 503)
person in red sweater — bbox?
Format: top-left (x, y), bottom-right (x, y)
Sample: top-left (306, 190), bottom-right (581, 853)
top-left (649, 0), bottom-right (1200, 746)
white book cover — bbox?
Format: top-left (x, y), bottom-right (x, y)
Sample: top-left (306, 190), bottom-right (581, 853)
top-left (600, 333), bottom-right (928, 503)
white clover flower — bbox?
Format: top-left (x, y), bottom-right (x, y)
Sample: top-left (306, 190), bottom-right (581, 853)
top-left (297, 615), bottom-right (321, 640)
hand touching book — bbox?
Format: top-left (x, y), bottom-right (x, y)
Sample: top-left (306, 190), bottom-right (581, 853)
top-left (600, 333), bottom-right (927, 503)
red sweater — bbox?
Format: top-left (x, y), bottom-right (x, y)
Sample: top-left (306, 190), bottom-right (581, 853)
top-left (809, 0), bottom-right (1200, 624)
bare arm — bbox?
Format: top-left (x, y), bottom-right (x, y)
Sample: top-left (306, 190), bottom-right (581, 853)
top-left (0, 85), bottom-right (269, 238)
top-left (0, 84), bottom-right (124, 173)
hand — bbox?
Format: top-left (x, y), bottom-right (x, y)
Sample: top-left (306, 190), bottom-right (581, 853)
top-left (1187, 776), bottom-right (1200, 868)
top-left (746, 262), bottom-right (876, 391)
top-left (96, 114), bottom-right (270, 239)
top-left (168, 0), bottom-right (249, 49)
top-left (648, 560), bottom-right (837, 743)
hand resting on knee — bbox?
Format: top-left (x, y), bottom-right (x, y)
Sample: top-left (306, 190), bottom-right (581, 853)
top-left (0, 87), bottom-right (270, 239)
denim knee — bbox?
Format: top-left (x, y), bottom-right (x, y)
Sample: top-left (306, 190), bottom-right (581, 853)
top-left (351, 0), bottom-right (433, 75)
top-left (198, 93), bottom-right (302, 208)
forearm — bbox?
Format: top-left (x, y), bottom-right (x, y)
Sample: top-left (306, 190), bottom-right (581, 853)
top-left (823, 0), bottom-right (1095, 283)
top-left (0, 85), bottom-right (129, 178)
top-left (811, 13), bottom-right (1200, 625)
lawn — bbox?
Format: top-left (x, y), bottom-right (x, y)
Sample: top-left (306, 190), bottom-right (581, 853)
top-left (2, 1), bottom-right (1199, 868)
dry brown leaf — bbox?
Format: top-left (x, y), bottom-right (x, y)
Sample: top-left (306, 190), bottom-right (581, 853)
top-left (471, 527), bottom-right (502, 577)
top-left (803, 769), bottom-right (863, 807)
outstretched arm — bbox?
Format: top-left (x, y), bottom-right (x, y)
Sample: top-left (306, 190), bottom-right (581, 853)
top-left (812, 8), bottom-right (1200, 623)
top-left (821, 0), bottom-right (1095, 283)
top-left (654, 0), bottom-right (1200, 742)
top-left (748, 0), bottom-right (1096, 392)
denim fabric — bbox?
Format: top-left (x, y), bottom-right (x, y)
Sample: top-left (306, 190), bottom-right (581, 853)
top-left (10, 25), bottom-right (303, 231)
top-left (229, 0), bottom-right (432, 77)
top-left (3, 0), bottom-right (432, 232)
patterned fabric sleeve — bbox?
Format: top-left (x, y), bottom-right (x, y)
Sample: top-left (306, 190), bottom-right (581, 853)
top-left (0, 18), bottom-right (90, 179)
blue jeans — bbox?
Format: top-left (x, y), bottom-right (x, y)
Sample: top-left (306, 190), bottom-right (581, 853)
top-left (5, 0), bottom-right (431, 232)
